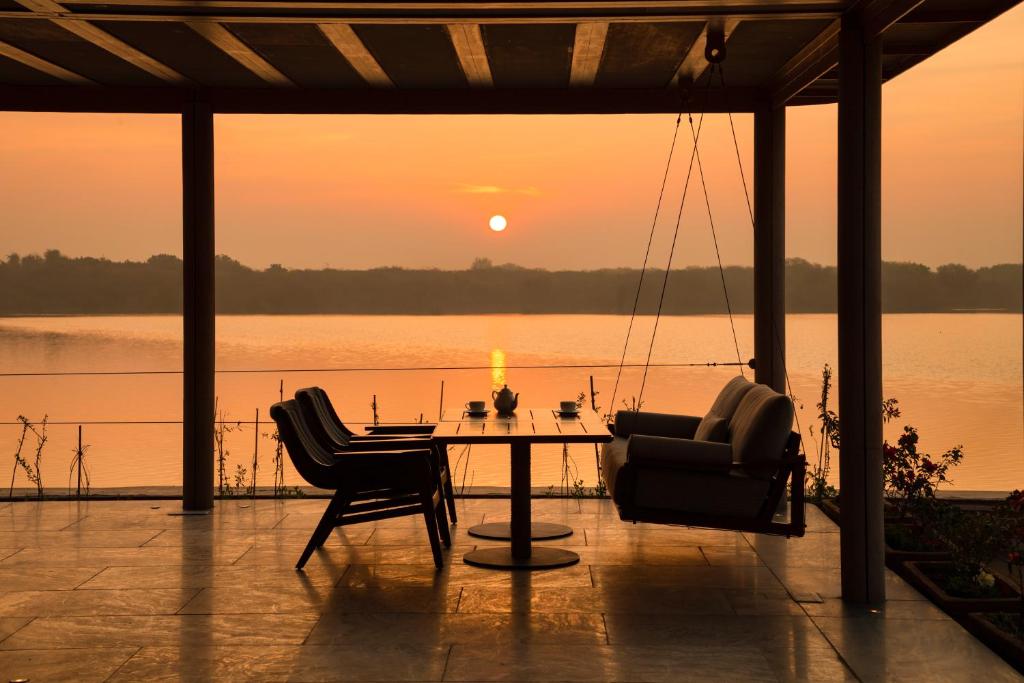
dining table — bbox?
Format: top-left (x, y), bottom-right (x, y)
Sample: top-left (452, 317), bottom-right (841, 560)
top-left (431, 407), bottom-right (613, 569)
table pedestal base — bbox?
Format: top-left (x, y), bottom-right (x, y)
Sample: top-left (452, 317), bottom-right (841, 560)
top-left (468, 521), bottom-right (572, 541)
top-left (463, 546), bottom-right (580, 569)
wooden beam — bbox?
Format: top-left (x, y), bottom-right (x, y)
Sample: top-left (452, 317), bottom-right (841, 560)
top-left (672, 18), bottom-right (739, 86)
top-left (0, 39), bottom-right (94, 83)
top-left (14, 0), bottom-right (187, 83)
top-left (753, 101), bottom-right (786, 394)
top-left (186, 21), bottom-right (293, 86)
top-left (447, 23), bottom-right (492, 87)
top-left (837, 8), bottom-right (885, 605)
top-left (771, 17), bottom-right (839, 107)
top-left (181, 98), bottom-right (216, 513)
top-left (318, 24), bottom-right (393, 87)
top-left (569, 22), bottom-right (607, 87)
top-left (863, 0), bottom-right (927, 37)
top-left (0, 83), bottom-right (766, 114)
top-left (9, 0), bottom-right (848, 21)
top-left (0, 8), bottom-right (843, 26)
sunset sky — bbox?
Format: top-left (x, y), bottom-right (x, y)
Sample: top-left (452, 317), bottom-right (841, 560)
top-left (0, 6), bottom-right (1021, 271)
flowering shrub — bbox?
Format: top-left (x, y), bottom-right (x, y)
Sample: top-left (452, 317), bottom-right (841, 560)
top-left (882, 426), bottom-right (963, 518)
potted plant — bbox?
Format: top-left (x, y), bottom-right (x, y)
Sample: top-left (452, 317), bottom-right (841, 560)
top-left (904, 503), bottom-right (1020, 614)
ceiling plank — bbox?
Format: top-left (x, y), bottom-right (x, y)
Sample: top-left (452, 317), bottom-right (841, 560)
top-left (0, 38), bottom-right (94, 83)
top-left (185, 21), bottom-right (293, 86)
top-left (318, 23), bottom-right (393, 87)
top-left (672, 18), bottom-right (738, 86)
top-left (14, 0), bottom-right (187, 83)
top-left (569, 22), bottom-right (607, 87)
top-left (447, 23), bottom-right (491, 87)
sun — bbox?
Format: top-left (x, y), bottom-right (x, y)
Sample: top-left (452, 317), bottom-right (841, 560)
top-left (488, 215), bottom-right (508, 232)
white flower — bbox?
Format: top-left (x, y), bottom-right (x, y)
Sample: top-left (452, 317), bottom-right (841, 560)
top-left (976, 571), bottom-right (995, 589)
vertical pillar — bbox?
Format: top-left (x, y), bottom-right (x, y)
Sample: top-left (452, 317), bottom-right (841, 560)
top-left (182, 100), bottom-right (215, 512)
top-left (753, 102), bottom-right (786, 393)
top-left (837, 10), bottom-right (885, 603)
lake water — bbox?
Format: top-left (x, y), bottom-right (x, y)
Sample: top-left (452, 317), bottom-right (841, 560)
top-left (0, 313), bottom-right (1020, 493)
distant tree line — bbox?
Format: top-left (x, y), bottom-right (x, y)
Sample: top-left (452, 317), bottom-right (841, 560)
top-left (1, 250), bottom-right (1020, 315)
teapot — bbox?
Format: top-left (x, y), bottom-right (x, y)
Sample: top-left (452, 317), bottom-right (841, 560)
top-left (492, 385), bottom-right (519, 416)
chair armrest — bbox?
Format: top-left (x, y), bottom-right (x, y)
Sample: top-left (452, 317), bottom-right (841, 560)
top-left (364, 424), bottom-right (436, 435)
top-left (348, 434), bottom-right (424, 442)
top-left (627, 435), bottom-right (734, 472)
top-left (614, 411), bottom-right (702, 439)
top-left (334, 438), bottom-right (432, 453)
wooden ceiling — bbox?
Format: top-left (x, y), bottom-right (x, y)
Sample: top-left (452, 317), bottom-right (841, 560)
top-left (0, 0), bottom-right (1017, 113)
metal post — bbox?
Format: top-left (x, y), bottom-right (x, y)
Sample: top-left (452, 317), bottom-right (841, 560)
top-left (182, 99), bottom-right (215, 512)
top-left (837, 9), bottom-right (885, 603)
top-left (753, 101), bottom-right (786, 393)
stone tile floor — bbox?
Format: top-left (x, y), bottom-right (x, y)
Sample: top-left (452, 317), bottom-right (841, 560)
top-left (0, 497), bottom-right (1019, 682)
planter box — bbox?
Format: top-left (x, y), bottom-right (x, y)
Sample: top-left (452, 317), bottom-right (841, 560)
top-left (884, 522), bottom-right (952, 566)
top-left (903, 561), bottom-right (1021, 614)
top-left (819, 498), bottom-right (840, 525)
top-left (964, 613), bottom-right (1024, 673)
top-left (817, 498), bottom-right (903, 528)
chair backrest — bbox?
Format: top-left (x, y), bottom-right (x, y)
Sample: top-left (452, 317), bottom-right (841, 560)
top-left (269, 399), bottom-right (339, 490)
top-left (728, 383), bottom-right (794, 467)
top-left (295, 386), bottom-right (353, 450)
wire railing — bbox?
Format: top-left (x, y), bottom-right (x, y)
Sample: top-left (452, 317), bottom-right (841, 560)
top-left (0, 359), bottom-right (752, 378)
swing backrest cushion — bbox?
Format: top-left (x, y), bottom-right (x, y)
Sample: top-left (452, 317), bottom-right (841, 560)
top-left (729, 384), bottom-right (794, 466)
top-left (693, 376), bottom-right (754, 442)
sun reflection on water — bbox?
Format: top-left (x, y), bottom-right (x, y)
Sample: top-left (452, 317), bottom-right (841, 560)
top-left (490, 348), bottom-right (506, 390)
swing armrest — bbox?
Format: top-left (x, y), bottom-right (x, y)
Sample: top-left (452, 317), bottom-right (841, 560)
top-left (627, 435), bottom-right (734, 473)
top-left (614, 411), bottom-right (702, 439)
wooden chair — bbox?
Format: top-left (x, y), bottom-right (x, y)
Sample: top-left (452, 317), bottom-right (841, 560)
top-left (294, 386), bottom-right (457, 524)
top-left (601, 377), bottom-right (806, 537)
top-left (270, 399), bottom-right (451, 570)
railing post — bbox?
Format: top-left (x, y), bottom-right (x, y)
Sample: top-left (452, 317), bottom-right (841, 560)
top-left (182, 99), bottom-right (215, 512)
top-left (837, 8), bottom-right (885, 603)
top-left (753, 101), bottom-right (786, 393)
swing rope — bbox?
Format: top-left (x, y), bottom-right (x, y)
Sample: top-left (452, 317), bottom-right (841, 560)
top-left (607, 110), bottom-right (685, 415)
top-left (634, 63), bottom-right (718, 411)
top-left (687, 112), bottom-right (746, 374)
top-left (718, 64), bottom-right (807, 457)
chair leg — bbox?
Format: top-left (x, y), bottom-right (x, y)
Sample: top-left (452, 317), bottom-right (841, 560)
top-left (315, 497), bottom-right (349, 548)
top-left (419, 487), bottom-right (444, 569)
top-left (439, 446), bottom-right (458, 524)
top-left (434, 491), bottom-right (451, 548)
top-left (296, 491), bottom-right (345, 571)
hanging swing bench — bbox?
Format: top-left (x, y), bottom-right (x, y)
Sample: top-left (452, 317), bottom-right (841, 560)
top-left (601, 37), bottom-right (805, 538)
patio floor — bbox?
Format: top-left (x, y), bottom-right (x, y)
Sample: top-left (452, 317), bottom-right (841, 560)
top-left (0, 497), bottom-right (1018, 682)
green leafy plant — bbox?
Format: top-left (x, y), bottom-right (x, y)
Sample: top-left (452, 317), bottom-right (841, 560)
top-left (935, 505), bottom-right (1009, 597)
top-left (805, 364), bottom-right (902, 502)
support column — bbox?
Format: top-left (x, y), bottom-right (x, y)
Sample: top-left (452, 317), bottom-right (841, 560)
top-left (753, 102), bottom-right (786, 393)
top-left (182, 100), bottom-right (215, 512)
top-left (837, 10), bottom-right (885, 603)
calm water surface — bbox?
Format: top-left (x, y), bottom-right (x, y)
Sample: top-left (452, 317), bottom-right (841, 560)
top-left (0, 313), bottom-right (1020, 492)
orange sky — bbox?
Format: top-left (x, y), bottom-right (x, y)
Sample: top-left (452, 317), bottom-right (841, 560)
top-left (0, 6), bottom-right (1021, 271)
